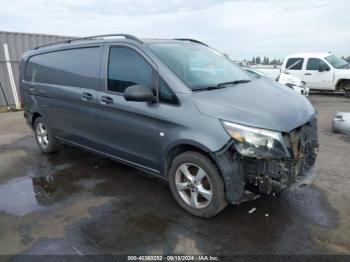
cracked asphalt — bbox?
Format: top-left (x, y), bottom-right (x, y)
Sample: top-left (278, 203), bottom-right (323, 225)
top-left (0, 94), bottom-right (349, 256)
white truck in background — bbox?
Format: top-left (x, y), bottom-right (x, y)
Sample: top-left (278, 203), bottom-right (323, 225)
top-left (243, 67), bottom-right (309, 96)
top-left (281, 53), bottom-right (350, 96)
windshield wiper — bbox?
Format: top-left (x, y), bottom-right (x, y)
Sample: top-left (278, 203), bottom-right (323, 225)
top-left (217, 79), bottom-right (251, 87)
top-left (192, 85), bottom-right (226, 91)
top-left (192, 79), bottom-right (252, 92)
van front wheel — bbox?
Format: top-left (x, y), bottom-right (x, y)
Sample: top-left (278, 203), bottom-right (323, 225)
top-left (168, 151), bottom-right (227, 218)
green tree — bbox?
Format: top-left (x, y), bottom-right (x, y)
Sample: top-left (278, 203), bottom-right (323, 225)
top-left (256, 56), bottom-right (261, 64)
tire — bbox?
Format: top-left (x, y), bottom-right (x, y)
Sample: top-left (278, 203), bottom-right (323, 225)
top-left (168, 151), bottom-right (227, 218)
top-left (33, 117), bottom-right (59, 154)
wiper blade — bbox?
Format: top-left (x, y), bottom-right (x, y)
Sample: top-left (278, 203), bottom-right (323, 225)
top-left (217, 79), bottom-right (251, 87)
top-left (192, 79), bottom-right (252, 91)
top-left (192, 85), bottom-right (226, 91)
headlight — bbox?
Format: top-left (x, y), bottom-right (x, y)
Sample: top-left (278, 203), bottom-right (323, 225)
top-left (221, 121), bottom-right (289, 158)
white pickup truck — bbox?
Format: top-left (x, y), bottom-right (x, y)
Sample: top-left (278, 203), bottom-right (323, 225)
top-left (281, 53), bottom-right (350, 96)
top-left (243, 67), bottom-right (309, 96)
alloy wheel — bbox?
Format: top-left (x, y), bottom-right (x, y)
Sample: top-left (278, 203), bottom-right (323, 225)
top-left (175, 163), bottom-right (213, 209)
top-left (36, 122), bottom-right (49, 149)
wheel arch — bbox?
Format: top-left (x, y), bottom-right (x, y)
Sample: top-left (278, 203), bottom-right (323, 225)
top-left (31, 112), bottom-right (42, 128)
top-left (335, 79), bottom-right (350, 90)
top-left (162, 141), bottom-right (214, 178)
top-left (162, 141), bottom-right (245, 204)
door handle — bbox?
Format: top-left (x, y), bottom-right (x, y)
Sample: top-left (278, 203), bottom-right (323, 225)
top-left (81, 92), bottom-right (93, 101)
top-left (100, 96), bottom-right (113, 105)
top-left (284, 72), bottom-right (290, 74)
top-left (29, 87), bottom-right (35, 92)
top-left (304, 73), bottom-right (312, 76)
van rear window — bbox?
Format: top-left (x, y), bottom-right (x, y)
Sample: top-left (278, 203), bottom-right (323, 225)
top-left (25, 47), bottom-right (100, 89)
top-left (25, 52), bottom-right (57, 84)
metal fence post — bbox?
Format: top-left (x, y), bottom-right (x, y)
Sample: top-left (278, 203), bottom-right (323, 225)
top-left (3, 43), bottom-right (20, 109)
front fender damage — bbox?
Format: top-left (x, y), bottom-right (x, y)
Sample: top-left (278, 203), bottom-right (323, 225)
top-left (210, 142), bottom-right (245, 204)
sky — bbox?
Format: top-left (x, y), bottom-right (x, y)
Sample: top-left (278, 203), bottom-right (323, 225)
top-left (0, 0), bottom-right (349, 60)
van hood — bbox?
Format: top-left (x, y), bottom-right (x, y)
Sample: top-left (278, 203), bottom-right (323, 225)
top-left (193, 78), bottom-right (316, 133)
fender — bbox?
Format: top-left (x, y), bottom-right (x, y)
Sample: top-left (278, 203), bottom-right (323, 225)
top-left (161, 139), bottom-right (213, 178)
top-left (210, 141), bottom-right (244, 204)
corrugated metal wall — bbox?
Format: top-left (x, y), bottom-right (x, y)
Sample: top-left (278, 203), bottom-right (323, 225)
top-left (0, 31), bottom-right (73, 108)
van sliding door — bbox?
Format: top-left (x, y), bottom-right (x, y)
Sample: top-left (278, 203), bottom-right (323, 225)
top-left (50, 46), bottom-right (103, 147)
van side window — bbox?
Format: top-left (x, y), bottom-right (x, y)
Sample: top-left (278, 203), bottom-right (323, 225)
top-left (306, 58), bottom-right (329, 71)
top-left (25, 47), bottom-right (101, 89)
top-left (55, 47), bottom-right (100, 89)
top-left (286, 58), bottom-right (304, 70)
top-left (108, 47), bottom-right (153, 93)
top-left (25, 53), bottom-right (57, 84)
top-left (158, 77), bottom-right (179, 105)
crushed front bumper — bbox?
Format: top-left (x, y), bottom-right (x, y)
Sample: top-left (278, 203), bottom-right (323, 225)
top-left (242, 154), bottom-right (317, 194)
top-left (242, 117), bottom-right (319, 194)
top-left (213, 117), bottom-right (319, 203)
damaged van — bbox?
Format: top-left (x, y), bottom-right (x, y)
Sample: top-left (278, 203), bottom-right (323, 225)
top-left (20, 35), bottom-right (319, 217)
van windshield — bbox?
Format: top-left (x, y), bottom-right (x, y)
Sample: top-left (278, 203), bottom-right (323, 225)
top-left (325, 54), bottom-right (349, 69)
top-left (147, 42), bottom-right (252, 90)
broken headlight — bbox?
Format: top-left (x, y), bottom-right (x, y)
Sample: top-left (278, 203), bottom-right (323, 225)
top-left (221, 121), bottom-right (289, 158)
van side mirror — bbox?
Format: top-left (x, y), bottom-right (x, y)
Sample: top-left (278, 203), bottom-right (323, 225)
top-left (124, 85), bottom-right (156, 102)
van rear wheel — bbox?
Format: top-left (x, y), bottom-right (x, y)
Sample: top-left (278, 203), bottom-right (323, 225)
top-left (168, 151), bottom-right (227, 218)
top-left (34, 117), bottom-right (59, 154)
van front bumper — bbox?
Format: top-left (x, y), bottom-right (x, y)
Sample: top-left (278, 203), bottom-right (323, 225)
top-left (212, 117), bottom-right (319, 203)
top-left (242, 154), bottom-right (317, 194)
top-left (242, 117), bottom-right (318, 195)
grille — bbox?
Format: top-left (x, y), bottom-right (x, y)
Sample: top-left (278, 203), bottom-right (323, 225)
top-left (287, 118), bottom-right (318, 177)
top-left (288, 118), bottom-right (318, 159)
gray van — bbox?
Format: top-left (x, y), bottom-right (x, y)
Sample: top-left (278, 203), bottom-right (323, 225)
top-left (20, 34), bottom-right (318, 217)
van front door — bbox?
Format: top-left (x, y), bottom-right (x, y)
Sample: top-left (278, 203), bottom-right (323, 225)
top-left (95, 45), bottom-right (163, 173)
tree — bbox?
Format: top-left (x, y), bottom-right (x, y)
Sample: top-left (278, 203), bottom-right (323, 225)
top-left (256, 56), bottom-right (261, 64)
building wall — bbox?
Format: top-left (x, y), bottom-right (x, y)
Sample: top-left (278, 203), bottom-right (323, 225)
top-left (0, 31), bottom-right (73, 108)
